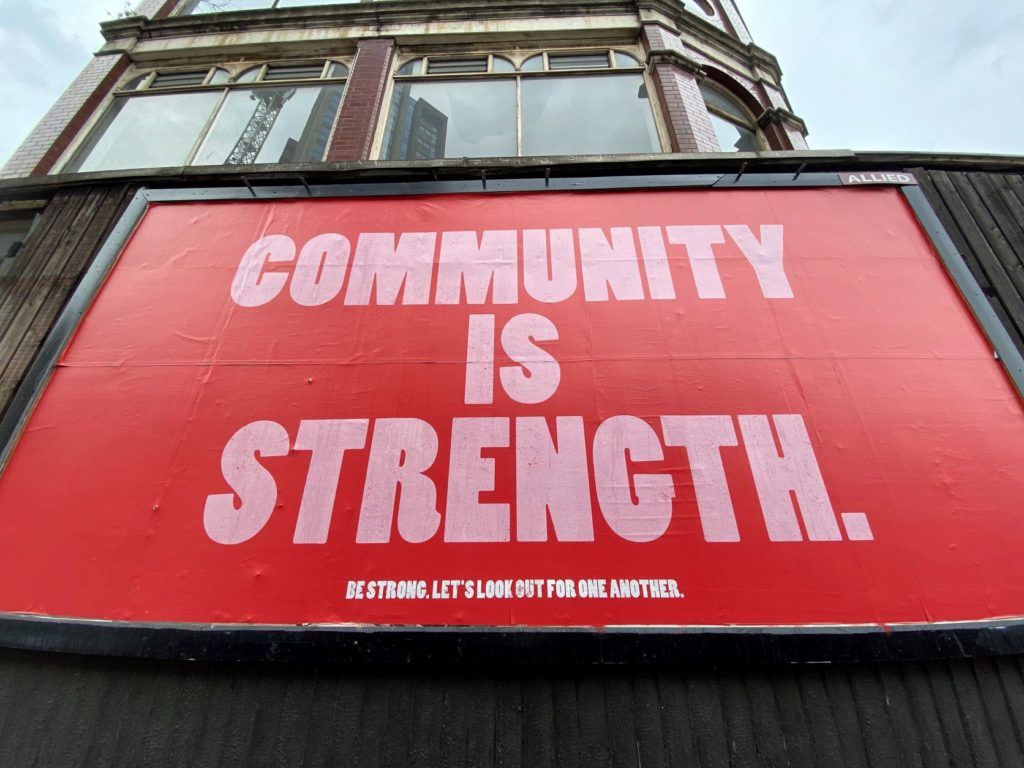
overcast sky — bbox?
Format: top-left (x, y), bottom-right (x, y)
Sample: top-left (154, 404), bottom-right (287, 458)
top-left (1, 0), bottom-right (1022, 167)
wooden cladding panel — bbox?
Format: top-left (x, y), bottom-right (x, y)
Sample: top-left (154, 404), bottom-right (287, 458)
top-left (0, 650), bottom-right (1021, 767)
top-left (917, 169), bottom-right (1024, 354)
top-left (0, 185), bottom-right (135, 420)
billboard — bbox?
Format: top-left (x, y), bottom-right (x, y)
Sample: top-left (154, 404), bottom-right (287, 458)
top-left (0, 186), bottom-right (1022, 631)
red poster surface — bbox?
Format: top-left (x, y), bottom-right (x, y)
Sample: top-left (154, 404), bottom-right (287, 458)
top-left (0, 187), bottom-right (1022, 629)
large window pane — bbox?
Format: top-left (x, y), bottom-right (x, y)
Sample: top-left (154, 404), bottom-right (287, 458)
top-left (70, 92), bottom-right (222, 172)
top-left (521, 74), bottom-right (660, 156)
top-left (191, 85), bottom-right (344, 166)
top-left (708, 113), bottom-right (759, 152)
top-left (382, 80), bottom-right (516, 160)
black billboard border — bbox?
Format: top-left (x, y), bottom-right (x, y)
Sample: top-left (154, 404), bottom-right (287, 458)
top-left (0, 172), bottom-right (1020, 667)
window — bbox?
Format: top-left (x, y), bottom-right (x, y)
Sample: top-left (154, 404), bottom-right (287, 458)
top-left (183, 0), bottom-right (376, 12)
top-left (0, 214), bottom-right (38, 261)
top-left (381, 50), bottom-right (662, 160)
top-left (700, 81), bottom-right (761, 152)
top-left (66, 62), bottom-right (348, 173)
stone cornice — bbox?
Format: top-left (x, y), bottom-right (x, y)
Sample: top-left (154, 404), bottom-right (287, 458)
top-left (637, 1), bottom-right (783, 81)
top-left (757, 107), bottom-right (808, 136)
top-left (645, 47), bottom-right (706, 78)
top-left (102, 0), bottom-right (641, 42)
top-left (99, 0), bottom-right (782, 87)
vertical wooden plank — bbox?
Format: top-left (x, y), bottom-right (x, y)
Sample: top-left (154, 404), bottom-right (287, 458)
top-left (653, 673), bottom-right (702, 767)
top-left (870, 665), bottom-right (925, 768)
top-left (769, 670), bottom-right (818, 768)
top-left (380, 675), bottom-right (418, 768)
top-left (948, 172), bottom-right (1024, 297)
top-left (272, 668), bottom-right (323, 768)
top-left (924, 660), bottom-right (979, 767)
top-left (821, 666), bottom-right (872, 768)
top-left (681, 670), bottom-right (732, 768)
top-left (0, 185), bottom-right (134, 406)
top-left (992, 657), bottom-right (1024, 752)
top-left (406, 676), bottom-right (444, 768)
top-left (916, 170), bottom-right (1024, 350)
top-left (630, 675), bottom-right (670, 768)
top-left (969, 658), bottom-right (1024, 764)
top-left (161, 663), bottom-right (223, 768)
top-left (968, 172), bottom-right (1024, 270)
top-left (0, 190), bottom-right (82, 323)
top-left (603, 675), bottom-right (640, 768)
top-left (925, 171), bottom-right (1024, 341)
top-left (894, 663), bottom-right (953, 768)
top-left (520, 677), bottom-right (556, 768)
top-left (715, 670), bottom-right (761, 768)
top-left (300, 668), bottom-right (347, 768)
top-left (944, 661), bottom-right (1000, 768)
top-left (493, 676), bottom-right (524, 768)
top-left (792, 666), bottom-right (847, 768)
top-left (550, 677), bottom-right (582, 768)
top-left (575, 677), bottom-right (611, 768)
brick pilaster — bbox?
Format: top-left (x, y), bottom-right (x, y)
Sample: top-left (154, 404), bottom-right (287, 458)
top-left (757, 108), bottom-right (809, 151)
top-left (643, 25), bottom-right (718, 154)
top-left (326, 38), bottom-right (395, 162)
top-left (713, 0), bottom-right (753, 44)
top-left (1, 53), bottom-right (130, 179)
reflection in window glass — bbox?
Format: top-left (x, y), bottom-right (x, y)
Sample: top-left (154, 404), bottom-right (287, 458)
top-left (70, 92), bottom-right (222, 172)
top-left (521, 74), bottom-right (660, 156)
top-left (382, 80), bottom-right (516, 160)
top-left (701, 83), bottom-right (749, 124)
top-left (708, 113), bottom-right (759, 152)
top-left (192, 85), bottom-right (344, 165)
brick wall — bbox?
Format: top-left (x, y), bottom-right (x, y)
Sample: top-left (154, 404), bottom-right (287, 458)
top-left (0, 54), bottom-right (127, 180)
top-left (714, 0), bottom-right (753, 44)
top-left (650, 64), bottom-right (719, 153)
top-left (655, 28), bottom-right (806, 153)
top-left (327, 39), bottom-right (395, 162)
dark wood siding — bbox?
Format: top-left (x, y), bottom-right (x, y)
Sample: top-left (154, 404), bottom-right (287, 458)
top-left (0, 649), bottom-right (1023, 767)
top-left (916, 169), bottom-right (1024, 354)
top-left (0, 185), bottom-right (135, 422)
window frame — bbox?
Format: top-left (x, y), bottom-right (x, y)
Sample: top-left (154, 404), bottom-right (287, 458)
top-left (375, 47), bottom-right (667, 160)
top-left (63, 59), bottom-right (351, 173)
top-left (700, 80), bottom-right (765, 153)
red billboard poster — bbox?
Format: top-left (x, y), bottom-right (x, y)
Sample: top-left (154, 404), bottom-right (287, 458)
top-left (0, 186), bottom-right (1021, 630)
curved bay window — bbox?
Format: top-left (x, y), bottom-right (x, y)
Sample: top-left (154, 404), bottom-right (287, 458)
top-left (66, 61), bottom-right (348, 173)
top-left (380, 50), bottom-right (662, 160)
top-left (700, 81), bottom-right (762, 152)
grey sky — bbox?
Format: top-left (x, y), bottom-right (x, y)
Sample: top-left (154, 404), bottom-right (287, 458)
top-left (1, 0), bottom-right (1022, 168)
top-left (741, 0), bottom-right (1024, 154)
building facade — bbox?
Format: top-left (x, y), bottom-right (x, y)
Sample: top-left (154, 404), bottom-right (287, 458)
top-left (1, 0), bottom-right (807, 182)
top-left (2, 3), bottom-right (1024, 767)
